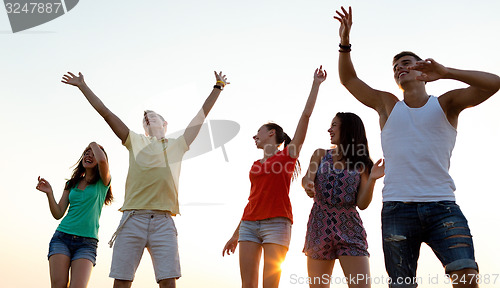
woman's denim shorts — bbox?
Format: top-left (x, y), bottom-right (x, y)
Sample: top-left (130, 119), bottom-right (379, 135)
top-left (239, 217), bottom-right (292, 248)
top-left (48, 230), bottom-right (98, 266)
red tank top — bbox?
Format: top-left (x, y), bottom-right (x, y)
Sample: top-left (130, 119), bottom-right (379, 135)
top-left (241, 146), bottom-right (297, 223)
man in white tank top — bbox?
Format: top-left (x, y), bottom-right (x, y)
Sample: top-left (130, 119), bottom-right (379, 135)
top-left (335, 6), bottom-right (500, 288)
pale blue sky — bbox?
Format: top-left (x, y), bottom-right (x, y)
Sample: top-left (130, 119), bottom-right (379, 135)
top-left (1, 1), bottom-right (499, 287)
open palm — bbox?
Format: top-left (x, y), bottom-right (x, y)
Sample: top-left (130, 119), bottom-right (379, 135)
top-left (61, 72), bottom-right (85, 87)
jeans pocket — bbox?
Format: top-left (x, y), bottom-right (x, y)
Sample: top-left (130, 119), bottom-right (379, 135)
top-left (436, 201), bottom-right (456, 209)
top-left (382, 202), bottom-right (402, 215)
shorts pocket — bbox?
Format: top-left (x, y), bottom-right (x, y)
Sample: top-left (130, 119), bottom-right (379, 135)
top-left (83, 237), bottom-right (98, 248)
top-left (164, 214), bottom-right (178, 236)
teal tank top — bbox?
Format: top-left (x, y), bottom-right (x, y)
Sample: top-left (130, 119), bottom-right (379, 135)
top-left (57, 178), bottom-right (110, 239)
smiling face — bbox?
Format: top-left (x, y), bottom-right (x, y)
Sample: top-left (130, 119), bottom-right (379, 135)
top-left (82, 147), bottom-right (97, 169)
top-left (328, 116), bottom-right (341, 145)
top-left (393, 55), bottom-right (417, 86)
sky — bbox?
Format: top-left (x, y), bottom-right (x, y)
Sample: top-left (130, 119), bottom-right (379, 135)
top-left (1, 0), bottom-right (499, 287)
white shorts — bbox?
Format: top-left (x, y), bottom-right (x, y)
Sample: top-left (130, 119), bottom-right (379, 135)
top-left (109, 210), bottom-right (181, 282)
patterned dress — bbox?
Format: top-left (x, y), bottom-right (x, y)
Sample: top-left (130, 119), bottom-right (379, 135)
top-left (303, 150), bottom-right (369, 260)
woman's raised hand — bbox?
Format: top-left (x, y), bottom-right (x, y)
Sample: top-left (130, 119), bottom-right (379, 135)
top-left (313, 65), bottom-right (327, 84)
top-left (61, 72), bottom-right (85, 87)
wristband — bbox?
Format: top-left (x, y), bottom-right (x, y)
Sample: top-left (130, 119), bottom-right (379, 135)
top-left (339, 43), bottom-right (351, 52)
top-left (216, 80), bottom-right (226, 87)
top-left (213, 85), bottom-right (223, 90)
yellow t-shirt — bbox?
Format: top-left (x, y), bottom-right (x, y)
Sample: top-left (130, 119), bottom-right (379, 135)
top-left (120, 131), bottom-right (189, 215)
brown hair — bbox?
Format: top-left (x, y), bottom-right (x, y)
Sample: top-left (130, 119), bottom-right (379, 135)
top-left (393, 51), bottom-right (422, 63)
top-left (335, 112), bottom-right (374, 173)
top-left (65, 145), bottom-right (113, 205)
top-left (144, 110), bottom-right (166, 122)
top-left (262, 122), bottom-right (301, 180)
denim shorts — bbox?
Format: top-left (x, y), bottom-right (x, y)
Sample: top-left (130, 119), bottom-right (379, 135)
top-left (382, 201), bottom-right (478, 288)
top-left (238, 217), bottom-right (292, 248)
top-left (48, 230), bottom-right (98, 266)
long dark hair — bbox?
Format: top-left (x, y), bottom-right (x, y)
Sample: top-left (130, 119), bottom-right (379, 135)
top-left (335, 112), bottom-right (374, 173)
top-left (263, 122), bottom-right (301, 180)
top-left (65, 145), bottom-right (113, 205)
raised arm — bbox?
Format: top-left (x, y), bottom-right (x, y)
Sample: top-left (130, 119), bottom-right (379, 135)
top-left (89, 142), bottom-right (111, 186)
top-left (287, 67), bottom-right (327, 159)
top-left (62, 72), bottom-right (129, 144)
top-left (36, 177), bottom-right (69, 220)
top-left (183, 71), bottom-right (229, 147)
top-left (409, 59), bottom-right (500, 124)
top-left (334, 6), bottom-right (397, 115)
top-left (301, 149), bottom-right (327, 198)
top-left (357, 159), bottom-right (385, 210)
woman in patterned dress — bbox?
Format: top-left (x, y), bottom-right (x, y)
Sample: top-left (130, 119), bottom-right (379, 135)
top-left (302, 112), bottom-right (384, 288)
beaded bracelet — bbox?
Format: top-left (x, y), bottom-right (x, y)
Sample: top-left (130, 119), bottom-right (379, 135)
top-left (339, 43), bottom-right (351, 53)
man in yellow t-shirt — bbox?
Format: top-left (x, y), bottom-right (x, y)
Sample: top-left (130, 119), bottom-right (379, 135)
top-left (62, 71), bottom-right (229, 288)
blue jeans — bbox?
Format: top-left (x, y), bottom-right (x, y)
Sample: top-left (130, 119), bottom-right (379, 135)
top-left (48, 230), bottom-right (98, 266)
top-left (382, 201), bottom-right (478, 288)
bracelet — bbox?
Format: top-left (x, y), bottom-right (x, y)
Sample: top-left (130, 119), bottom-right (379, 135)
top-left (216, 80), bottom-right (226, 87)
top-left (213, 85), bottom-right (223, 90)
top-left (339, 43), bottom-right (351, 52)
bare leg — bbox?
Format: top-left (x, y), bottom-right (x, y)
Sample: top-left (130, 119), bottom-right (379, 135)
top-left (68, 259), bottom-right (93, 288)
top-left (262, 243), bottom-right (288, 288)
top-left (338, 256), bottom-right (371, 288)
top-left (307, 257), bottom-right (335, 288)
top-left (49, 254), bottom-right (71, 288)
top-left (450, 268), bottom-right (479, 288)
top-left (113, 279), bottom-right (132, 288)
top-left (239, 241), bottom-right (262, 288)
top-left (158, 278), bottom-right (176, 288)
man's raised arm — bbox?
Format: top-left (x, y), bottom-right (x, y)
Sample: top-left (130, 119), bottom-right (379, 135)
top-left (410, 59), bottom-right (500, 120)
top-left (183, 71), bottom-right (229, 147)
top-left (335, 6), bottom-right (397, 116)
top-left (62, 72), bottom-right (129, 144)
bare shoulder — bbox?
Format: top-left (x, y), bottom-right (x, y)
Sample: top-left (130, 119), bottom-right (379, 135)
top-left (379, 91), bottom-right (399, 115)
top-left (438, 88), bottom-right (460, 103)
top-left (376, 92), bottom-right (399, 129)
top-left (307, 149), bottom-right (328, 169)
top-left (437, 89), bottom-right (463, 128)
top-left (312, 148), bottom-right (328, 158)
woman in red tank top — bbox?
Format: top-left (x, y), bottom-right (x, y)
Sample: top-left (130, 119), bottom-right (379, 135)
top-left (222, 66), bottom-right (327, 288)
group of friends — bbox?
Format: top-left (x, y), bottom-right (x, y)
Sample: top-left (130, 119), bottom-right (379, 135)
top-left (36, 7), bottom-right (500, 288)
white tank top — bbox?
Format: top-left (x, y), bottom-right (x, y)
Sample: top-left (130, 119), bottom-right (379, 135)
top-left (381, 96), bottom-right (457, 202)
